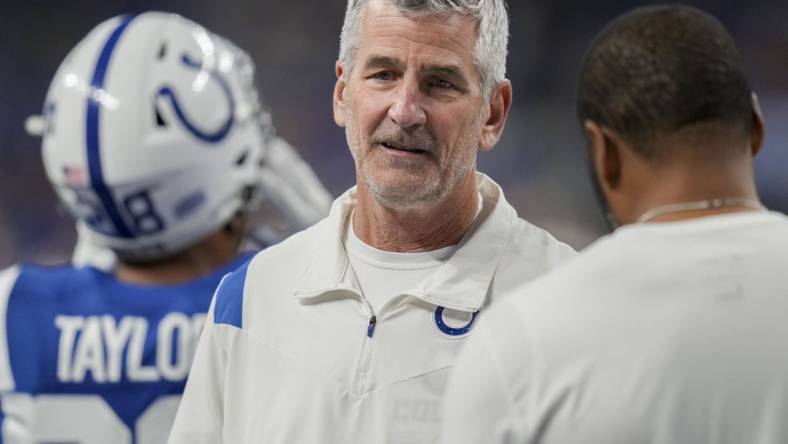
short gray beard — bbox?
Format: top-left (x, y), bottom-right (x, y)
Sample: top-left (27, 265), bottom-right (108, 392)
top-left (344, 102), bottom-right (481, 209)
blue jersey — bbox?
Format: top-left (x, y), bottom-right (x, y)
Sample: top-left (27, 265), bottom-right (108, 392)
top-left (0, 253), bottom-right (253, 444)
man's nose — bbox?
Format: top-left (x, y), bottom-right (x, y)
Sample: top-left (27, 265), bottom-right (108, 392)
top-left (387, 79), bottom-right (427, 129)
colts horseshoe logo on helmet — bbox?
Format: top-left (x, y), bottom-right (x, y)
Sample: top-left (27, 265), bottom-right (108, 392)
top-left (156, 53), bottom-right (236, 144)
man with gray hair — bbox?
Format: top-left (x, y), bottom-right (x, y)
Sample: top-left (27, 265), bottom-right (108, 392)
top-left (169, 1), bottom-right (574, 442)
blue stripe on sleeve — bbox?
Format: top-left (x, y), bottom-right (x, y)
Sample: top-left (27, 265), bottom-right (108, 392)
top-left (213, 259), bottom-right (251, 329)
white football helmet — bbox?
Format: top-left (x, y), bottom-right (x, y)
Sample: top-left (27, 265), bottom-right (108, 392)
top-left (32, 12), bottom-right (331, 263)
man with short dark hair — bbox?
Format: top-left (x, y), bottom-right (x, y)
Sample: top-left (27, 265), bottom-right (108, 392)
top-left (441, 5), bottom-right (788, 443)
top-left (169, 1), bottom-right (574, 442)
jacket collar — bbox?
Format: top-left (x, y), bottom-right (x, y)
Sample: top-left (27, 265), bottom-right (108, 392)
top-left (292, 173), bottom-right (518, 312)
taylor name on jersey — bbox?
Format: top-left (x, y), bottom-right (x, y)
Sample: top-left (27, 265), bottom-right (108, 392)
top-left (0, 256), bottom-right (249, 443)
top-left (53, 312), bottom-right (205, 384)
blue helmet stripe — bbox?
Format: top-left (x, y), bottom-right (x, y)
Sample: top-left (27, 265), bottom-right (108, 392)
top-left (86, 15), bottom-right (136, 239)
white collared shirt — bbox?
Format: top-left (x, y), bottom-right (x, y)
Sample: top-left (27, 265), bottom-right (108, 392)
top-left (168, 173), bottom-right (575, 444)
top-left (345, 223), bottom-right (456, 315)
top-left (343, 193), bottom-right (482, 315)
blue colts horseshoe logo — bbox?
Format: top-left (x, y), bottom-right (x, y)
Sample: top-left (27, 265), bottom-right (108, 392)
top-left (434, 306), bottom-right (479, 338)
top-left (157, 54), bottom-right (235, 143)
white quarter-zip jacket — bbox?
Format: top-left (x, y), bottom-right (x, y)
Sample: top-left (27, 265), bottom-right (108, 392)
top-left (167, 173), bottom-right (575, 444)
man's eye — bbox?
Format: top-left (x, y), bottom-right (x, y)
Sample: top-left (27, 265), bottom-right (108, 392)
top-left (429, 78), bottom-right (454, 90)
top-left (371, 71), bottom-right (397, 81)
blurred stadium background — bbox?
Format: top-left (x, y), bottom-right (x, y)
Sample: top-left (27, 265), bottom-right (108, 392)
top-left (1, 0), bottom-right (786, 268)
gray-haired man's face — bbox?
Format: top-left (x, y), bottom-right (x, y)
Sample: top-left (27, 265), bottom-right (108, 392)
top-left (334, 0), bottom-right (488, 208)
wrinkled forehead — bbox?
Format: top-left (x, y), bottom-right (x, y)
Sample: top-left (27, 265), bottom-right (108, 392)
top-left (361, 0), bottom-right (478, 43)
top-left (356, 1), bottom-right (479, 74)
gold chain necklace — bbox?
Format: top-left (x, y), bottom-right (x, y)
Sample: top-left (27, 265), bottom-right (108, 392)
top-left (636, 198), bottom-right (765, 224)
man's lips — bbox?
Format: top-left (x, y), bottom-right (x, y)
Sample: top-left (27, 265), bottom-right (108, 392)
top-left (378, 141), bottom-right (429, 154)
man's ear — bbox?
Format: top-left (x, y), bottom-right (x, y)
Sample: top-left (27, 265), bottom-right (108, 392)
top-left (750, 92), bottom-right (765, 157)
top-left (584, 120), bottom-right (622, 195)
top-left (479, 80), bottom-right (512, 152)
top-left (333, 61), bottom-right (348, 128)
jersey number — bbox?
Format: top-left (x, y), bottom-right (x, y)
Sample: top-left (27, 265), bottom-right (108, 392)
top-left (73, 189), bottom-right (166, 237)
top-left (32, 395), bottom-right (179, 444)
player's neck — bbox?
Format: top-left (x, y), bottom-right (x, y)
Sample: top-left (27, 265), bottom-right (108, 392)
top-left (629, 158), bottom-right (761, 224)
top-left (352, 173), bottom-right (479, 253)
top-left (115, 231), bottom-right (241, 285)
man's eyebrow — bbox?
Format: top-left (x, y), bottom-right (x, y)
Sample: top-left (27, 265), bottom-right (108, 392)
top-left (422, 64), bottom-right (469, 88)
top-left (362, 55), bottom-right (405, 71)
top-left (422, 64), bottom-right (464, 79)
top-left (361, 57), bottom-right (470, 88)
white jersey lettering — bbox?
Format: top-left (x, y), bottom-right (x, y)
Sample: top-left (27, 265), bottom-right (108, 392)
top-left (157, 313), bottom-right (191, 381)
top-left (54, 313), bottom-right (205, 383)
top-left (101, 315), bottom-right (135, 383)
top-left (127, 318), bottom-right (158, 382)
top-left (54, 315), bottom-right (84, 382)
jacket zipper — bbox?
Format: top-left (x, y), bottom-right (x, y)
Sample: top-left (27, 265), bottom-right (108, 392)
top-left (354, 312), bottom-right (376, 396)
top-left (366, 315), bottom-right (377, 337)
top-left (352, 297), bottom-right (402, 397)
